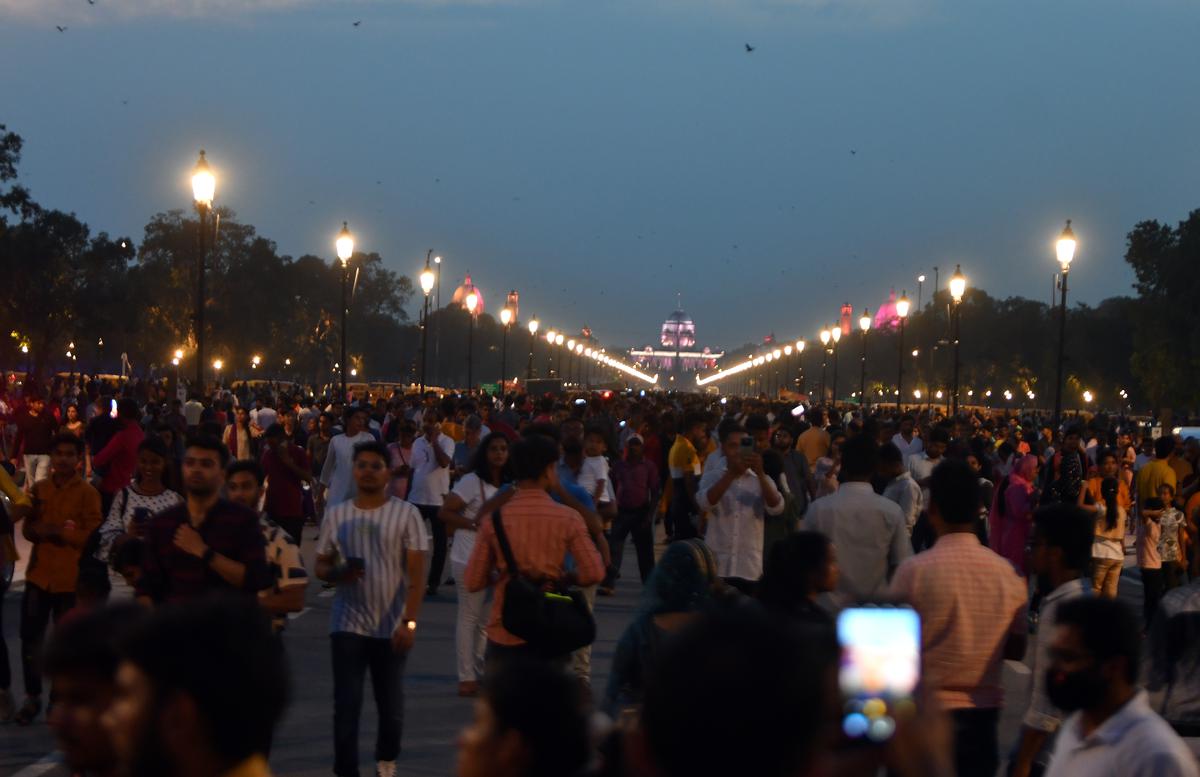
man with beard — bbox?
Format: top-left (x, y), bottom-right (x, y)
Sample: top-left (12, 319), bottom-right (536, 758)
top-left (102, 594), bottom-right (288, 777)
top-left (136, 436), bottom-right (271, 605)
top-left (1043, 597), bottom-right (1198, 777)
top-left (1009, 504), bottom-right (1094, 777)
top-left (43, 605), bottom-right (146, 777)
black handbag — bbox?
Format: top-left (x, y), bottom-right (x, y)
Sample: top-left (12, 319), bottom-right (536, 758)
top-left (492, 508), bottom-right (596, 658)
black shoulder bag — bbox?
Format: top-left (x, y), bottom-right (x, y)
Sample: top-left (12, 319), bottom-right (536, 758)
top-left (492, 509), bottom-right (596, 658)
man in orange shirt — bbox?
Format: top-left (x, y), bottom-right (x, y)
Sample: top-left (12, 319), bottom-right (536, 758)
top-left (16, 432), bottom-right (103, 725)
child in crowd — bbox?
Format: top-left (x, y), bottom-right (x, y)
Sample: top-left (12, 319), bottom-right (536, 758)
top-left (579, 428), bottom-right (615, 516)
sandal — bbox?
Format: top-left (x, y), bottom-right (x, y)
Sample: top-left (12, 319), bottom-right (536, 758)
top-left (14, 697), bottom-right (41, 726)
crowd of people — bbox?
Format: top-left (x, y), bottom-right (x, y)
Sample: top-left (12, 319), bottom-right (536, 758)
top-left (2, 370), bottom-right (1200, 777)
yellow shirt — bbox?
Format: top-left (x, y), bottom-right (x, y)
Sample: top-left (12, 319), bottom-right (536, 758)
top-left (668, 434), bottom-right (701, 481)
top-left (796, 427), bottom-right (831, 468)
top-left (1136, 459), bottom-right (1177, 509)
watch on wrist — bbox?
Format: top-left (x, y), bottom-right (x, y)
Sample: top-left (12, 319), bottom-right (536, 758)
top-left (202, 547), bottom-right (216, 564)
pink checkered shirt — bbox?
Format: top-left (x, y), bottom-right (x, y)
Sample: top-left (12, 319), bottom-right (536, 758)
top-left (889, 531), bottom-right (1028, 710)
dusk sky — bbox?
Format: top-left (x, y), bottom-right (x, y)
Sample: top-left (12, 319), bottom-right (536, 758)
top-left (3, 0), bottom-right (1198, 352)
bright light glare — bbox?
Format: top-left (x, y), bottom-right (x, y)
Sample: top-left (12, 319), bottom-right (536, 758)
top-left (1056, 220), bottom-right (1077, 270)
top-left (191, 150), bottom-right (215, 206)
top-left (336, 222), bottom-right (354, 263)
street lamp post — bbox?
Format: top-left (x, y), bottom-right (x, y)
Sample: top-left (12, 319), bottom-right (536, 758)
top-left (433, 254), bottom-right (442, 386)
top-left (830, 325), bottom-right (842, 407)
top-left (819, 328), bottom-right (831, 403)
top-left (795, 339), bottom-right (806, 395)
top-left (418, 259), bottom-right (435, 394)
top-left (335, 222), bottom-right (355, 401)
top-left (949, 265), bottom-right (966, 417)
top-left (895, 291), bottom-right (911, 410)
top-left (191, 150), bottom-right (215, 393)
top-left (499, 306), bottom-right (513, 395)
top-left (545, 330), bottom-right (557, 377)
top-left (465, 291), bottom-right (479, 392)
top-left (858, 309), bottom-right (871, 409)
top-left (916, 274), bottom-right (925, 313)
top-left (1053, 220), bottom-right (1077, 425)
top-left (567, 339), bottom-right (577, 385)
top-left (527, 317), bottom-right (540, 379)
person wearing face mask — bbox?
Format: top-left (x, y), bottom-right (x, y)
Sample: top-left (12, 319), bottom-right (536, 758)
top-left (1043, 597), bottom-right (1198, 777)
top-left (1009, 504), bottom-right (1095, 777)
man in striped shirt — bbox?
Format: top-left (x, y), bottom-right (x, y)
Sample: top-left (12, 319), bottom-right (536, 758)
top-left (315, 441), bottom-right (429, 777)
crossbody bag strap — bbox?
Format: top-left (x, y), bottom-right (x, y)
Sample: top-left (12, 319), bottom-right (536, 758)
top-left (491, 508), bottom-right (522, 578)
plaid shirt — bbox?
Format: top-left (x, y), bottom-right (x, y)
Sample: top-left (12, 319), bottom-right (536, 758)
top-left (889, 532), bottom-right (1028, 709)
top-left (136, 499), bottom-right (271, 604)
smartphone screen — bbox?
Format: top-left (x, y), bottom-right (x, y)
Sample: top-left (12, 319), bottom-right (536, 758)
top-left (836, 606), bottom-right (920, 742)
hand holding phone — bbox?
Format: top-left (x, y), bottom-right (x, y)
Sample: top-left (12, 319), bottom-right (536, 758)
top-left (837, 606), bottom-right (920, 743)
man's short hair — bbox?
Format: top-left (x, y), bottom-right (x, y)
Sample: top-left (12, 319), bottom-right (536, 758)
top-left (121, 595), bottom-right (288, 763)
top-left (642, 609), bottom-right (836, 777)
top-left (51, 432), bottom-right (85, 456)
top-left (1155, 436), bottom-right (1175, 459)
top-left (878, 441), bottom-right (904, 466)
top-left (839, 435), bottom-right (880, 479)
top-left (1054, 597), bottom-right (1141, 684)
top-left (744, 414), bottom-right (770, 433)
top-left (185, 435), bottom-right (229, 468)
top-left (352, 440), bottom-right (390, 463)
top-left (1033, 504), bottom-right (1094, 571)
top-left (513, 434), bottom-right (561, 481)
top-left (45, 604), bottom-right (146, 682)
top-left (929, 458), bottom-right (980, 524)
top-left (928, 426), bottom-right (951, 445)
top-left (117, 397), bottom-right (140, 420)
top-left (717, 419), bottom-right (746, 443)
top-left (522, 422), bottom-right (561, 443)
top-left (226, 459), bottom-right (265, 486)
top-left (482, 656), bottom-right (589, 777)
top-left (263, 423), bottom-right (286, 439)
top-left (682, 412), bottom-right (708, 433)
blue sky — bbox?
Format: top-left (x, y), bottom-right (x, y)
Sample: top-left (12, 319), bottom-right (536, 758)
top-left (3, 0), bottom-right (1198, 350)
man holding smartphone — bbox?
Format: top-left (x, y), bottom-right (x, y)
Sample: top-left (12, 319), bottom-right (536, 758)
top-left (697, 420), bottom-right (783, 595)
top-left (315, 440), bottom-right (429, 777)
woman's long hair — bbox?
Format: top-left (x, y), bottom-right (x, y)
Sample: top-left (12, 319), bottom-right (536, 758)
top-left (471, 432), bottom-right (515, 487)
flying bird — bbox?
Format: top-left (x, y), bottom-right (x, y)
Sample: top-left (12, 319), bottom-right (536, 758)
top-left (850, 149), bottom-right (857, 155)
top-left (352, 20), bottom-right (361, 26)
top-left (745, 43), bottom-right (755, 52)
top-left (55, 25), bottom-right (67, 32)
top-left (87, 0), bottom-right (95, 4)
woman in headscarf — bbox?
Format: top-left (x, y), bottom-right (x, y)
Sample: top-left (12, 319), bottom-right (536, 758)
top-left (989, 453), bottom-right (1039, 577)
top-left (602, 539), bottom-right (723, 717)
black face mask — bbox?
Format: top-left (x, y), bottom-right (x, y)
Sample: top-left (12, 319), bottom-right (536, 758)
top-left (1046, 666), bottom-right (1106, 712)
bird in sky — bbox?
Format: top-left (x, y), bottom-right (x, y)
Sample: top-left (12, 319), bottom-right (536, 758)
top-left (850, 149), bottom-right (857, 155)
top-left (87, 0), bottom-right (95, 4)
top-left (55, 25), bottom-right (67, 32)
top-left (745, 43), bottom-right (755, 52)
top-left (352, 20), bottom-right (361, 27)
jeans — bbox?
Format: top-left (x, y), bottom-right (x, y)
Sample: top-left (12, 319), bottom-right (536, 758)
top-left (951, 707), bottom-right (999, 777)
top-left (569, 584), bottom-right (597, 685)
top-left (605, 506), bottom-right (655, 587)
top-left (1091, 558), bottom-right (1122, 598)
top-left (1143, 567), bottom-right (1164, 626)
top-left (452, 560), bottom-right (488, 683)
top-left (21, 583), bottom-right (75, 697)
top-left (22, 454), bottom-right (50, 490)
top-left (331, 632), bottom-right (407, 777)
top-left (417, 505), bottom-right (446, 591)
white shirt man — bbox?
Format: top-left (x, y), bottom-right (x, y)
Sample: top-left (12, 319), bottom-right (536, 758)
top-left (807, 480), bottom-right (911, 599)
top-left (1046, 692), bottom-right (1199, 777)
top-left (409, 432), bottom-right (456, 508)
top-left (319, 412), bottom-right (376, 507)
top-left (697, 431), bottom-right (784, 584)
top-left (892, 430), bottom-right (924, 460)
top-left (883, 469), bottom-right (923, 536)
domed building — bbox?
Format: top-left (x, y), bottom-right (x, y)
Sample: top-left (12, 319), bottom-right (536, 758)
top-left (450, 274), bottom-right (485, 314)
top-left (631, 306), bottom-right (722, 378)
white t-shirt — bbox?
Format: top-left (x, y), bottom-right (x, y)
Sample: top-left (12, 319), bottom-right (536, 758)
top-left (320, 431), bottom-right (377, 507)
top-left (316, 497), bottom-right (431, 639)
top-left (96, 485), bottom-right (184, 561)
top-left (577, 456), bottom-right (613, 504)
top-left (447, 472), bottom-right (499, 567)
top-left (409, 434), bottom-right (456, 506)
top-left (252, 407), bottom-right (278, 430)
top-left (891, 432), bottom-right (924, 460)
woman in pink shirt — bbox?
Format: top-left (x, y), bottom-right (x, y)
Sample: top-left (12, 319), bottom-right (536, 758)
top-left (990, 454), bottom-right (1039, 577)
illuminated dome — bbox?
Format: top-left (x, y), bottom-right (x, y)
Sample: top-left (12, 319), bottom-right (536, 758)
top-left (661, 309), bottom-right (696, 350)
top-left (874, 289), bottom-right (900, 330)
top-left (450, 274), bottom-right (485, 314)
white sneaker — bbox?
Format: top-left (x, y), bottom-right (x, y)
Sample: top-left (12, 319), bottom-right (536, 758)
top-left (0, 689), bottom-right (13, 723)
top-left (376, 761), bottom-right (396, 777)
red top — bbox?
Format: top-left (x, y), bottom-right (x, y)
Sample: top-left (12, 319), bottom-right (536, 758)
top-left (261, 444), bottom-right (311, 518)
top-left (92, 419), bottom-right (144, 495)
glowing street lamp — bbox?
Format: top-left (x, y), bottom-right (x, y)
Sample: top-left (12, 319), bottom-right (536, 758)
top-left (498, 304), bottom-right (514, 395)
top-left (527, 316), bottom-right (539, 379)
top-left (465, 290), bottom-right (479, 391)
top-left (1053, 220), bottom-right (1078, 424)
top-left (191, 150), bottom-right (216, 392)
top-left (336, 221), bottom-right (355, 400)
top-left (858, 308), bottom-right (871, 408)
top-left (419, 254), bottom-right (436, 394)
top-left (949, 265), bottom-right (966, 416)
top-left (895, 290), bottom-right (911, 409)
top-left (251, 354), bottom-right (261, 370)
top-left (212, 358), bottom-right (223, 386)
top-left (819, 328), bottom-right (831, 402)
top-left (830, 324), bottom-right (842, 406)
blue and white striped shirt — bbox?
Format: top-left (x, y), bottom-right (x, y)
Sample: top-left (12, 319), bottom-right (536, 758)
top-left (316, 497), bottom-right (430, 638)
